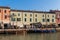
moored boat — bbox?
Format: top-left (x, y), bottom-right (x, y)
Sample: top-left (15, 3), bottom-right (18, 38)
top-left (27, 28), bottom-right (56, 33)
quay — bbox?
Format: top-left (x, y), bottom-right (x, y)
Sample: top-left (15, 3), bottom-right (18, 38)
top-left (0, 29), bottom-right (28, 34)
top-left (0, 28), bottom-right (58, 34)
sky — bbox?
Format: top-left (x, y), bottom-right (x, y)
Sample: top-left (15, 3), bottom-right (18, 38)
top-left (0, 0), bottom-right (60, 11)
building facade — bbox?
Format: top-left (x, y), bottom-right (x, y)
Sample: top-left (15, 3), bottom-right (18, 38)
top-left (50, 10), bottom-right (60, 26)
top-left (11, 10), bottom-right (23, 27)
top-left (0, 6), bottom-right (10, 28)
top-left (56, 11), bottom-right (60, 26)
top-left (0, 6), bottom-right (57, 28)
top-left (11, 10), bottom-right (56, 27)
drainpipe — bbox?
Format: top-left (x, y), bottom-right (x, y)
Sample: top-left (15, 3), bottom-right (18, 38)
top-left (32, 12), bottom-right (34, 28)
top-left (22, 12), bottom-right (24, 28)
top-left (11, 14), bottom-right (14, 29)
top-left (45, 13), bottom-right (47, 27)
top-left (2, 9), bottom-right (4, 29)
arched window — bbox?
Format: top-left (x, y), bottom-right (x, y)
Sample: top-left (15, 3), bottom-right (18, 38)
top-left (4, 10), bottom-right (6, 13)
top-left (0, 9), bottom-right (1, 12)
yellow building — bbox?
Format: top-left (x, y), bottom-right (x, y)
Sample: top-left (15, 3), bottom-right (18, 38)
top-left (31, 11), bottom-right (56, 25)
top-left (45, 12), bottom-right (56, 25)
top-left (11, 10), bottom-right (56, 27)
top-left (11, 10), bottom-right (23, 27)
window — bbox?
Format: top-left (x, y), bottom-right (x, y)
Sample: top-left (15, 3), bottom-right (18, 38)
top-left (5, 15), bottom-right (7, 19)
top-left (12, 13), bottom-right (16, 16)
top-left (58, 18), bottom-right (59, 20)
top-left (30, 18), bottom-right (32, 22)
top-left (42, 19), bottom-right (45, 22)
top-left (4, 10), bottom-right (6, 13)
top-left (35, 14), bottom-right (37, 17)
top-left (35, 18), bottom-right (37, 22)
top-left (17, 18), bottom-right (21, 21)
top-left (30, 14), bottom-right (32, 17)
top-left (52, 19), bottom-right (54, 22)
top-left (24, 18), bottom-right (27, 22)
top-left (0, 10), bottom-right (1, 12)
top-left (42, 15), bottom-right (44, 17)
top-left (12, 13), bottom-right (15, 15)
top-left (25, 14), bottom-right (27, 16)
top-left (18, 13), bottom-right (20, 16)
top-left (52, 15), bottom-right (54, 18)
top-left (47, 19), bottom-right (50, 22)
top-left (48, 15), bottom-right (49, 17)
top-left (11, 18), bottom-right (16, 21)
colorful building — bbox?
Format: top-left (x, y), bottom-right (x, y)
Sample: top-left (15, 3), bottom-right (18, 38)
top-left (11, 10), bottom-right (56, 27)
top-left (50, 10), bottom-right (60, 26)
top-left (0, 6), bottom-right (57, 28)
top-left (0, 6), bottom-right (10, 28)
top-left (10, 10), bottom-right (23, 27)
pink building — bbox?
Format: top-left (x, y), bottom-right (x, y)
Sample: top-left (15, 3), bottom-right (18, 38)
top-left (50, 10), bottom-right (60, 26)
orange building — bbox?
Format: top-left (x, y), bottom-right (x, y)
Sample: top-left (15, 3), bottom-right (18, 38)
top-left (0, 6), bottom-right (10, 29)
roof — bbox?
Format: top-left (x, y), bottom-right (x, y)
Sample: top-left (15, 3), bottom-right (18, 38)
top-left (50, 10), bottom-right (60, 12)
top-left (0, 6), bottom-right (10, 9)
top-left (11, 9), bottom-right (55, 14)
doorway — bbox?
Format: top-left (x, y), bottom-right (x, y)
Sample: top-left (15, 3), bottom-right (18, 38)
top-left (58, 24), bottom-right (60, 27)
top-left (4, 24), bottom-right (8, 29)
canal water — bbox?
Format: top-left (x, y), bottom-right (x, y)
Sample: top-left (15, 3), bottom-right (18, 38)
top-left (0, 32), bottom-right (60, 40)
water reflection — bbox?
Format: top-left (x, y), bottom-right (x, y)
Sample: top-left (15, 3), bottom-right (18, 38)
top-left (0, 32), bottom-right (60, 40)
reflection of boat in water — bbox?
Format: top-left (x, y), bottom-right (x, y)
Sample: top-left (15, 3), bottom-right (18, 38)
top-left (42, 29), bottom-right (56, 33)
top-left (27, 28), bottom-right (56, 33)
